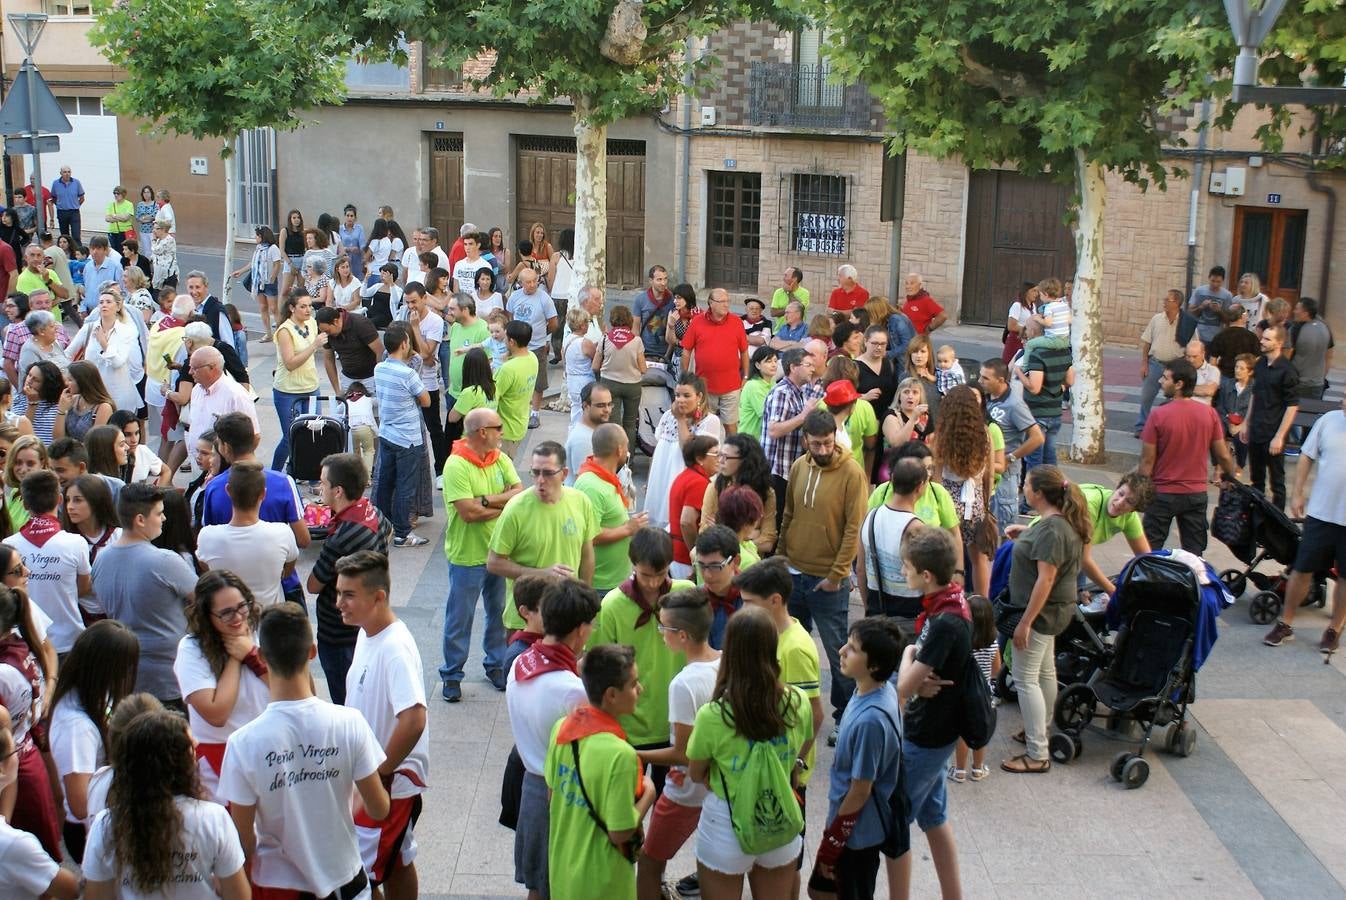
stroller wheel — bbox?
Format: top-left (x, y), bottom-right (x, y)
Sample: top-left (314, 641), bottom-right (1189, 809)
top-left (1173, 726), bottom-right (1196, 758)
top-left (1218, 568), bottom-right (1247, 599)
top-left (1249, 590), bottom-right (1282, 625)
top-left (1053, 683), bottom-right (1096, 733)
top-left (1110, 751), bottom-right (1131, 782)
top-left (1048, 733), bottom-right (1078, 764)
top-left (1121, 756), bottom-right (1150, 789)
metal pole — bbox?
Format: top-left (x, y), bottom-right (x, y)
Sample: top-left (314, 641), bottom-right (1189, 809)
top-left (24, 61), bottom-right (44, 238)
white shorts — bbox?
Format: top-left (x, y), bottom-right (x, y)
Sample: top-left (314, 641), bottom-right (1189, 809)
top-left (695, 790), bottom-right (801, 876)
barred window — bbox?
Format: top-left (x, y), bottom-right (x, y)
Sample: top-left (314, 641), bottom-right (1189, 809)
top-left (234, 128), bottom-right (274, 232)
top-left (787, 174), bottom-right (848, 257)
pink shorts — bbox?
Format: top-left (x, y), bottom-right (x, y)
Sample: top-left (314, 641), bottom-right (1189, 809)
top-left (640, 793), bottom-right (702, 862)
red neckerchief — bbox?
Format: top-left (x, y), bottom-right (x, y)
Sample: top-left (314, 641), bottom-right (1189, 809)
top-left (451, 438), bottom-right (500, 469)
top-left (915, 583), bottom-right (971, 634)
top-left (705, 585), bottom-right (741, 618)
top-left (332, 497), bottom-right (381, 535)
top-left (579, 457), bottom-right (630, 509)
top-left (618, 575), bottom-right (672, 629)
top-left (509, 630), bottom-right (542, 647)
top-left (156, 315), bottom-right (186, 331)
top-left (555, 704), bottom-right (628, 744)
top-left (19, 514), bottom-right (62, 548)
top-left (645, 288), bottom-right (671, 310)
top-left (607, 326), bottom-right (635, 348)
top-left (514, 639), bottom-right (579, 683)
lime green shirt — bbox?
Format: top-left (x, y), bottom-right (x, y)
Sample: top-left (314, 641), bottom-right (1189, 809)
top-left (1027, 482), bottom-right (1143, 547)
top-left (574, 471), bottom-right (633, 591)
top-left (448, 319), bottom-right (489, 396)
top-left (5, 489), bottom-right (27, 529)
top-left (105, 198), bottom-right (134, 234)
top-left (989, 423), bottom-right (1005, 490)
top-left (867, 480), bottom-right (958, 529)
top-left (495, 352), bottom-right (538, 441)
top-left (738, 377), bottom-right (772, 442)
top-left (441, 451), bottom-right (520, 566)
top-left (451, 384), bottom-right (494, 417)
top-left (492, 487), bottom-right (600, 629)
top-left (846, 398), bottom-right (879, 467)
top-left (739, 539), bottom-right (760, 569)
top-left (685, 684), bottom-right (812, 800)
top-left (545, 720), bottom-right (642, 900)
top-left (587, 579), bottom-right (696, 746)
top-left (777, 619), bottom-right (820, 784)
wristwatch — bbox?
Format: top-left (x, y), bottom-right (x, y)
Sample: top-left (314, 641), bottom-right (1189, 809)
top-left (479, 495), bottom-right (490, 508)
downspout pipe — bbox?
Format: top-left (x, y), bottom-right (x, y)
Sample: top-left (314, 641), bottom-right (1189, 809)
top-left (676, 38), bottom-right (694, 283)
top-left (1307, 130), bottom-right (1337, 313)
top-left (1186, 96), bottom-right (1211, 299)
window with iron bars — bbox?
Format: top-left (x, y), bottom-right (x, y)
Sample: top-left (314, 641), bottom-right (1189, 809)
top-left (234, 128), bottom-right (275, 232)
top-left (783, 173), bottom-right (850, 257)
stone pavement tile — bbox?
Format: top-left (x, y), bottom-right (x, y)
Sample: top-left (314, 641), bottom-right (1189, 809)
top-left (446, 873), bottom-right (525, 896)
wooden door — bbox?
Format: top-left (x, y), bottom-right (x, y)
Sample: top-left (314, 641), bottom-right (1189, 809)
top-left (1231, 206), bottom-right (1307, 304)
top-left (705, 172), bottom-right (762, 290)
top-left (429, 134), bottom-right (464, 246)
top-left (961, 170), bottom-right (1076, 327)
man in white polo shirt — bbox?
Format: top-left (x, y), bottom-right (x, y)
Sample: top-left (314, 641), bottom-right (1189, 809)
top-left (186, 346), bottom-right (258, 452)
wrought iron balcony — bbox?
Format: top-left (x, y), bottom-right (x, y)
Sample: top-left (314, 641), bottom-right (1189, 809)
top-left (748, 62), bottom-right (877, 131)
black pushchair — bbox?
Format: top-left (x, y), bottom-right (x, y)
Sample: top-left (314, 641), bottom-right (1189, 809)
top-left (287, 396), bottom-right (350, 540)
top-left (1212, 481), bottom-right (1329, 624)
top-left (1048, 555), bottom-right (1202, 790)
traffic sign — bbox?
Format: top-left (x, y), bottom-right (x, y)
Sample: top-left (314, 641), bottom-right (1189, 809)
top-left (0, 61), bottom-right (72, 136)
top-left (4, 135), bottom-right (59, 155)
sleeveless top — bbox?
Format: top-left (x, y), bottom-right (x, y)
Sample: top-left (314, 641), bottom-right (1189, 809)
top-left (65, 403), bottom-right (97, 442)
top-left (273, 319), bottom-right (319, 394)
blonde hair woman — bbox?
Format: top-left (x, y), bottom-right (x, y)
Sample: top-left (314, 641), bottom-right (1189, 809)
top-left (68, 289), bottom-right (143, 415)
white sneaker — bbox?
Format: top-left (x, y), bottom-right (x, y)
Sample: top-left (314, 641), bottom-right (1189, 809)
top-left (394, 534), bottom-right (429, 548)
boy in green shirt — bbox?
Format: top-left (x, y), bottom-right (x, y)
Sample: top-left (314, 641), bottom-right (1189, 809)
top-left (545, 644), bottom-right (656, 900)
top-left (495, 320), bottom-right (539, 454)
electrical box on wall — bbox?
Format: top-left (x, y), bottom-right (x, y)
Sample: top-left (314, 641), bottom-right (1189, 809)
top-left (700, 106), bottom-right (716, 126)
top-left (1225, 167), bottom-right (1247, 197)
top-left (1209, 171), bottom-right (1226, 195)
top-left (189, 157), bottom-right (208, 176)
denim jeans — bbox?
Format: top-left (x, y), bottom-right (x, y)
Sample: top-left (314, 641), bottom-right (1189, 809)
top-left (374, 437), bottom-right (422, 538)
top-left (270, 389), bottom-right (316, 472)
top-left (1135, 358), bottom-right (1167, 433)
top-left (992, 458), bottom-right (1021, 536)
top-left (439, 562), bottom-right (507, 684)
top-left (1022, 414), bottom-right (1061, 476)
top-left (317, 640), bottom-right (356, 705)
top-left (788, 572), bottom-right (853, 722)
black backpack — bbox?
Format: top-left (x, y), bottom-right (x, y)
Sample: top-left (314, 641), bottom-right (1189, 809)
top-left (957, 649), bottom-right (996, 750)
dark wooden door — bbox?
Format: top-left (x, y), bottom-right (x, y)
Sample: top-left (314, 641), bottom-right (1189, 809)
top-left (705, 172), bottom-right (761, 290)
top-left (1232, 206), bottom-right (1307, 305)
top-left (429, 134), bottom-right (464, 245)
top-left (515, 137), bottom-right (646, 289)
top-left (961, 170), bottom-right (1076, 327)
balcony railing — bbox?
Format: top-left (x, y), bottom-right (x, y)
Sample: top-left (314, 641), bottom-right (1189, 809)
top-left (748, 62), bottom-right (876, 130)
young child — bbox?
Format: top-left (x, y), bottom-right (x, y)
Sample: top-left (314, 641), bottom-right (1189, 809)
top-left (635, 588), bottom-right (720, 900)
top-left (505, 574), bottom-right (554, 674)
top-left (563, 306), bottom-right (595, 424)
top-left (1027, 276), bottom-right (1071, 352)
top-left (949, 593), bottom-right (1000, 783)
top-left (545, 643), bottom-right (656, 900)
top-left (934, 345), bottom-right (967, 396)
top-left (484, 309), bottom-right (510, 371)
top-left (223, 302), bottom-right (248, 365)
top-left (1217, 352), bottom-right (1256, 477)
top-left (344, 381), bottom-right (378, 477)
top-left (810, 616), bottom-right (907, 900)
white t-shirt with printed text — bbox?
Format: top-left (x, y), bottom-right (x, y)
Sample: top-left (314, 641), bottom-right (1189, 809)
top-left (344, 619), bottom-right (429, 798)
top-left (3, 530), bottom-right (90, 653)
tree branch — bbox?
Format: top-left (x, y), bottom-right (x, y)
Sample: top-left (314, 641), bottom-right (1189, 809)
top-left (958, 45), bottom-right (1044, 99)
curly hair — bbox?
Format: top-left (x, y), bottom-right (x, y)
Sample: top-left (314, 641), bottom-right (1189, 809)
top-left (711, 606), bottom-right (799, 743)
top-left (107, 709), bottom-right (203, 893)
top-left (186, 570), bottom-right (259, 678)
top-left (711, 433), bottom-right (771, 505)
top-left (932, 385), bottom-right (989, 480)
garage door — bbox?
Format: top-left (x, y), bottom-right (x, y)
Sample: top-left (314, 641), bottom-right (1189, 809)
top-left (47, 96), bottom-right (121, 235)
top-left (516, 136), bottom-right (645, 289)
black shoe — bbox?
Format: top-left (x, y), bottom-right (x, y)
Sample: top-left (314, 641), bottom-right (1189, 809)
top-left (827, 724), bottom-right (838, 747)
top-left (674, 873), bottom-right (700, 898)
top-left (442, 681), bottom-right (462, 702)
top-left (487, 669), bottom-right (507, 691)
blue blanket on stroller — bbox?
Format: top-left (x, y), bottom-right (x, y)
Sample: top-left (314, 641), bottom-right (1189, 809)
top-left (1105, 550), bottom-right (1232, 672)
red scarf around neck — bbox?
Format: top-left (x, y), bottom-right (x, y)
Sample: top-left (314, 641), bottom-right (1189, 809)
top-left (451, 438), bottom-right (501, 469)
top-left (555, 704), bottom-right (628, 745)
top-left (579, 457), bottom-right (630, 509)
top-left (607, 326), bottom-right (635, 348)
top-left (19, 514), bottom-right (62, 548)
top-left (915, 582), bottom-right (970, 634)
top-left (705, 585), bottom-right (741, 618)
top-left (514, 639), bottom-right (579, 683)
top-left (619, 576), bottom-right (672, 629)
top-left (509, 630), bottom-right (542, 648)
top-left (333, 497), bottom-right (381, 535)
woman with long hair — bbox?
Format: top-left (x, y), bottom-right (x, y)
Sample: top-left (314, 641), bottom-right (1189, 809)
top-left (1003, 281), bottom-right (1038, 363)
top-left (331, 253), bottom-right (362, 312)
top-left (1001, 465), bottom-right (1091, 774)
top-left (3, 434), bottom-right (46, 529)
top-left (83, 693), bottom-right (162, 823)
top-left (645, 372), bottom-right (724, 531)
top-left (20, 360), bottom-right (64, 444)
top-left (0, 585), bottom-right (62, 861)
top-left (134, 185), bottom-right (158, 247)
top-left (929, 385), bottom-right (996, 596)
top-left (232, 226), bottom-right (284, 338)
top-left (686, 605), bottom-right (810, 899)
top-left (68, 290), bottom-right (142, 416)
top-left (446, 346), bottom-right (496, 430)
top-left (153, 488), bottom-right (202, 574)
top-left (83, 425), bottom-right (130, 484)
top-left (857, 324), bottom-right (898, 417)
top-left (363, 218), bottom-right (402, 286)
top-left (0, 723), bottom-right (80, 898)
top-left (0, 376), bottom-right (33, 437)
top-left (59, 361), bottom-right (114, 443)
top-left (527, 221), bottom-right (554, 264)
top-left (902, 332), bottom-right (939, 419)
top-left (173, 570), bottom-right (269, 802)
top-left (546, 228), bottom-right (576, 364)
top-left (272, 292), bottom-right (323, 472)
top-left (699, 431), bottom-right (777, 555)
top-left (83, 709), bottom-right (248, 899)
top-left (488, 226), bottom-right (511, 280)
top-left (45, 619), bottom-right (139, 862)
top-left (60, 474), bottom-right (119, 625)
top-left (0, 209), bottom-right (25, 261)
top-left (737, 346), bottom-right (778, 447)
top-left (279, 209), bottom-right (306, 304)
top-left (665, 284), bottom-right (698, 372)
top-left (107, 409), bottom-right (166, 484)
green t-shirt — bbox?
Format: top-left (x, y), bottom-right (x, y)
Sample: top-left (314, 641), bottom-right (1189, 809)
top-left (739, 539), bottom-right (761, 569)
top-left (586, 579), bottom-right (696, 746)
top-left (777, 619), bottom-right (820, 784)
top-left (738, 377), bottom-right (772, 443)
top-left (492, 486), bottom-right (600, 629)
top-left (1027, 482), bottom-right (1142, 547)
top-left (574, 471), bottom-right (634, 592)
top-left (15, 269), bottom-right (64, 321)
top-left (846, 398), bottom-right (878, 467)
top-left (989, 423), bottom-right (1005, 490)
top-left (495, 352), bottom-right (538, 441)
top-left (686, 684), bottom-right (812, 801)
top-left (452, 384), bottom-right (494, 417)
top-left (770, 287), bottom-right (810, 312)
top-left (5, 489), bottom-right (27, 529)
top-left (866, 480), bottom-right (958, 529)
top-left (441, 451), bottom-right (520, 566)
top-left (544, 720), bottom-right (641, 900)
top-left (448, 319), bottom-right (490, 396)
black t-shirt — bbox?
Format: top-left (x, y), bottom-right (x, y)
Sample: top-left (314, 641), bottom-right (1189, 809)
top-left (327, 311), bottom-right (380, 379)
top-left (905, 612), bottom-right (972, 749)
top-left (1250, 355), bottom-right (1300, 442)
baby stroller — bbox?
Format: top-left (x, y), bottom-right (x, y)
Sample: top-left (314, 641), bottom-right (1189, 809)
top-left (287, 396), bottom-right (349, 540)
top-left (1048, 554), bottom-right (1206, 789)
top-left (635, 362), bottom-right (675, 457)
top-left (1212, 481), bottom-right (1329, 624)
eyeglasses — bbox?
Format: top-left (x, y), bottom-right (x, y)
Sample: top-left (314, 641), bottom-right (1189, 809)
top-left (696, 556), bottom-right (736, 573)
top-left (211, 599), bottom-right (253, 623)
top-left (529, 468), bottom-right (563, 479)
top-left (655, 623), bottom-right (684, 635)
top-left (187, 363), bottom-right (217, 373)
top-left (720, 453), bottom-right (740, 461)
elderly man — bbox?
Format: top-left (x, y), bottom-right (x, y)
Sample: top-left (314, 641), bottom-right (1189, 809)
top-left (15, 245), bottom-right (69, 309)
top-left (574, 422), bottom-right (646, 595)
top-left (51, 166), bottom-right (85, 243)
top-left (1134, 289), bottom-right (1187, 435)
top-left (576, 284), bottom-right (606, 343)
top-left (804, 337), bottom-right (830, 375)
top-left (829, 264), bottom-right (870, 311)
top-left (80, 236), bottom-right (124, 315)
top-left (184, 270), bottom-right (230, 344)
top-left (771, 266), bottom-right (810, 318)
top-left (439, 406), bottom-right (524, 701)
top-left (506, 267), bottom-right (557, 429)
top-left (182, 320), bottom-right (249, 385)
top-left (1184, 339), bottom-right (1220, 405)
top-left (682, 287), bottom-right (749, 433)
top-left (3, 289), bottom-right (67, 386)
top-left (902, 273), bottom-right (947, 334)
top-left (185, 346), bottom-right (258, 451)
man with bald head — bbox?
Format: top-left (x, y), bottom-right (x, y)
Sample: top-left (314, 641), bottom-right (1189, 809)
top-left (573, 422), bottom-right (645, 593)
top-left (682, 286), bottom-right (749, 433)
top-left (439, 405), bottom-right (525, 701)
top-left (507, 266), bottom-right (558, 429)
top-left (185, 345), bottom-right (258, 452)
top-left (902, 272), bottom-right (947, 334)
top-left (804, 338), bottom-right (829, 375)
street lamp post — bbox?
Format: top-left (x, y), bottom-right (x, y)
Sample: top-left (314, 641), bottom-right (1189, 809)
top-left (1224, 0), bottom-right (1346, 106)
top-left (7, 12), bottom-right (49, 238)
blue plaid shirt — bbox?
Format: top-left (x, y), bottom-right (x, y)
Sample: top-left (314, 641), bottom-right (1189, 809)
top-left (761, 377), bottom-right (825, 480)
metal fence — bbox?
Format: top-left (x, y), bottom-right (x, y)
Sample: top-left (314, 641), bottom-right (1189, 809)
top-left (748, 62), bottom-right (876, 130)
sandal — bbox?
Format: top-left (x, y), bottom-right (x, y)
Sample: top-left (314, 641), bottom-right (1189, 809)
top-left (1000, 754), bottom-right (1051, 774)
top-left (258, 333), bottom-right (274, 343)
top-left (946, 766), bottom-right (966, 784)
top-left (969, 765), bottom-right (990, 781)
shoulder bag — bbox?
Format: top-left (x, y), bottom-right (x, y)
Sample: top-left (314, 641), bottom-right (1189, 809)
top-left (569, 741), bottom-right (642, 863)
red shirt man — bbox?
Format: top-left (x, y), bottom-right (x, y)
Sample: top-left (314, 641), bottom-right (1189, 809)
top-left (681, 288), bottom-right (749, 397)
top-left (902, 273), bottom-right (948, 334)
top-left (828, 265), bottom-right (870, 311)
